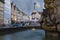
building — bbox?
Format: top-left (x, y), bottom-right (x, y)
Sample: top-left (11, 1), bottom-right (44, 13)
top-left (18, 12), bottom-right (24, 22)
top-left (44, 0), bottom-right (56, 23)
top-left (11, 2), bottom-right (27, 23)
top-left (0, 0), bottom-right (12, 25)
top-left (0, 0), bottom-right (4, 26)
top-left (54, 0), bottom-right (60, 23)
top-left (4, 0), bottom-right (11, 25)
top-left (11, 2), bottom-right (19, 24)
top-left (17, 11), bottom-right (27, 22)
top-left (44, 0), bottom-right (60, 23)
top-left (22, 13), bottom-right (29, 22)
top-left (31, 2), bottom-right (42, 22)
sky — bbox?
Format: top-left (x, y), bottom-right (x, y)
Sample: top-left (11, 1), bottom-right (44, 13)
top-left (12, 0), bottom-right (44, 15)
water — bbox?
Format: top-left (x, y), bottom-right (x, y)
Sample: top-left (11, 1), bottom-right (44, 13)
top-left (0, 29), bottom-right (45, 40)
top-left (0, 29), bottom-right (60, 40)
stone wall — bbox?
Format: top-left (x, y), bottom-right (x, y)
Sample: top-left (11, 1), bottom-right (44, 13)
top-left (51, 0), bottom-right (60, 23)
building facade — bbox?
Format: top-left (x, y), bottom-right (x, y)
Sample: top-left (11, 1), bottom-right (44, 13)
top-left (31, 2), bottom-right (42, 22)
top-left (11, 2), bottom-right (27, 23)
top-left (4, 0), bottom-right (11, 25)
top-left (11, 2), bottom-right (19, 24)
top-left (44, 0), bottom-right (60, 23)
top-left (0, 0), bottom-right (4, 26)
top-left (54, 0), bottom-right (60, 22)
top-left (0, 0), bottom-right (12, 25)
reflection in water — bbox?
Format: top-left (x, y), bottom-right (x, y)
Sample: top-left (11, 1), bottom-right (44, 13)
top-left (3, 35), bottom-right (12, 40)
top-left (0, 30), bottom-right (45, 40)
top-left (13, 30), bottom-right (45, 40)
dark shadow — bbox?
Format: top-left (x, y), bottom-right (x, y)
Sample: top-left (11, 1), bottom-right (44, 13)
top-left (0, 26), bottom-right (41, 36)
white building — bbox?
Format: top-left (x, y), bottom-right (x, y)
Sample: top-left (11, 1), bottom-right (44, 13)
top-left (23, 16), bottom-right (30, 22)
top-left (31, 2), bottom-right (42, 22)
top-left (4, 0), bottom-right (11, 25)
top-left (31, 11), bottom-right (42, 22)
top-left (17, 11), bottom-right (24, 22)
top-left (20, 12), bottom-right (30, 22)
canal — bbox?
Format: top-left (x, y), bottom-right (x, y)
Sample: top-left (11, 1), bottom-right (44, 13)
top-left (0, 29), bottom-right (60, 40)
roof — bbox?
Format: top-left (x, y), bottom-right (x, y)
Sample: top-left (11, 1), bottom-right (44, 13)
top-left (31, 10), bottom-right (37, 15)
top-left (31, 10), bottom-right (43, 15)
top-left (31, 12), bottom-right (36, 15)
top-left (22, 12), bottom-right (27, 16)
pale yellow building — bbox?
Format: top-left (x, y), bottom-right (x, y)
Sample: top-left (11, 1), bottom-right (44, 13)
top-left (0, 0), bottom-right (4, 25)
top-left (11, 2), bottom-right (18, 23)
